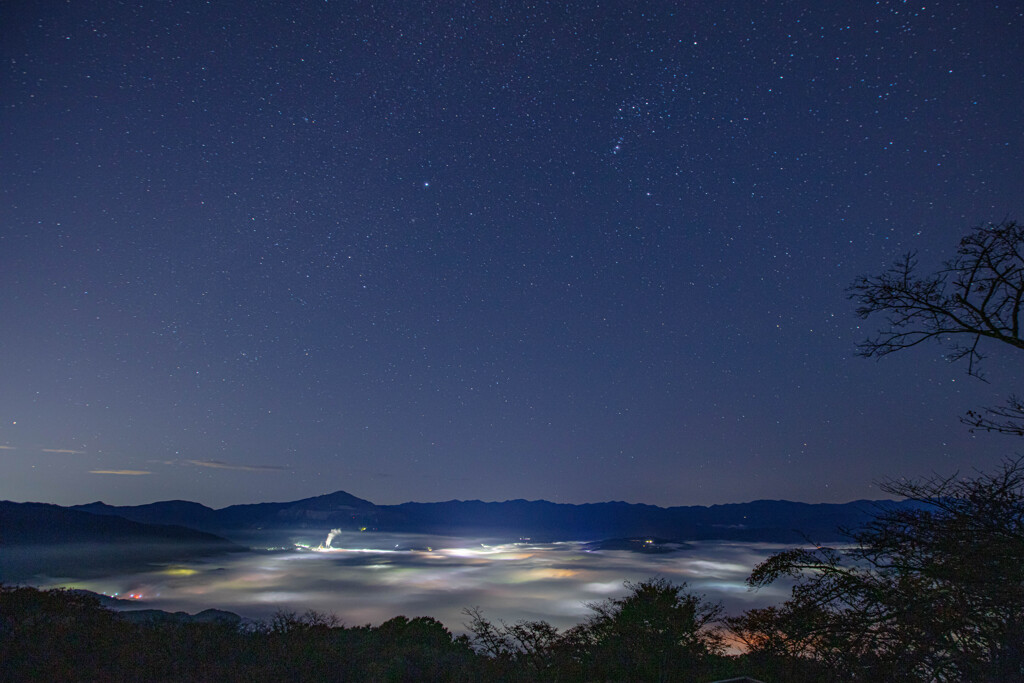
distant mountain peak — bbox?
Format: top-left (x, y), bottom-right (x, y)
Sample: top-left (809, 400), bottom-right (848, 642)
top-left (289, 490), bottom-right (375, 509)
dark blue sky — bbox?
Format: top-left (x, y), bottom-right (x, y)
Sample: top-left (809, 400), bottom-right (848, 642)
top-left (2, 1), bottom-right (1022, 507)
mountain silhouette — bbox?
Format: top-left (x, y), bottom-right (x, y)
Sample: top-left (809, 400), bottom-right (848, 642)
top-left (65, 491), bottom-right (911, 543)
top-left (0, 501), bottom-right (242, 581)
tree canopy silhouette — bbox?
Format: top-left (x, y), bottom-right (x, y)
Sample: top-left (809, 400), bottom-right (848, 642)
top-left (731, 459), bottom-right (1024, 681)
top-left (850, 219), bottom-right (1024, 435)
top-left (465, 578), bottom-right (726, 681)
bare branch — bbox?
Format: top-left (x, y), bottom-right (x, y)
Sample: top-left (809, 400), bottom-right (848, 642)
top-left (962, 395), bottom-right (1024, 436)
top-left (851, 220), bottom-right (1024, 433)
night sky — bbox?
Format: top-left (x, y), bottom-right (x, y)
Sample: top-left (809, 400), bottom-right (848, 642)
top-left (2, 1), bottom-right (1022, 508)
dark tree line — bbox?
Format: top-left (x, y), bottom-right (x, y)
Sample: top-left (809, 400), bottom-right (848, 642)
top-left (463, 577), bottom-right (729, 681)
top-left (0, 586), bottom-right (481, 682)
top-left (0, 580), bottom-right (742, 682)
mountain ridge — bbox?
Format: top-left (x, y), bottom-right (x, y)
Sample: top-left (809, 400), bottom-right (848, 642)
top-left (0, 501), bottom-right (244, 582)
top-left (57, 490), bottom-right (914, 544)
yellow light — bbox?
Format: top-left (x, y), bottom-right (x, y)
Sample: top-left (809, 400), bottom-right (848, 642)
top-left (161, 567), bottom-right (199, 576)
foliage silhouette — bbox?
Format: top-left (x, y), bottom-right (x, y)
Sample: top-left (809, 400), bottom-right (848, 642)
top-left (465, 578), bottom-right (726, 681)
top-left (0, 585), bottom-right (480, 682)
top-left (730, 459), bottom-right (1024, 681)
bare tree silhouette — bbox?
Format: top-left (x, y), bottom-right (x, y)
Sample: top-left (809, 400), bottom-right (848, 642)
top-left (851, 220), bottom-right (1024, 435)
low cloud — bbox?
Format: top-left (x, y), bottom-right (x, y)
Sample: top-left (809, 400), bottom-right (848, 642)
top-left (52, 536), bottom-right (787, 633)
top-left (184, 459), bottom-right (289, 473)
top-left (90, 470), bottom-right (153, 476)
top-left (42, 448), bottom-right (87, 454)
top-left (0, 445), bottom-right (16, 450)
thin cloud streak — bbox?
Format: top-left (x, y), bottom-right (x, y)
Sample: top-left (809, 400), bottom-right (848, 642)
top-left (90, 470), bottom-right (153, 476)
top-left (41, 448), bottom-right (87, 454)
top-left (184, 459), bottom-right (289, 473)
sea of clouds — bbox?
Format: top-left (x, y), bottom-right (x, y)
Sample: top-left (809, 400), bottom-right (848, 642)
top-left (46, 531), bottom-right (794, 632)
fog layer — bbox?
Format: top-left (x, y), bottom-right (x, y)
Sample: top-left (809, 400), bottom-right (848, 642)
top-left (39, 532), bottom-right (790, 631)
